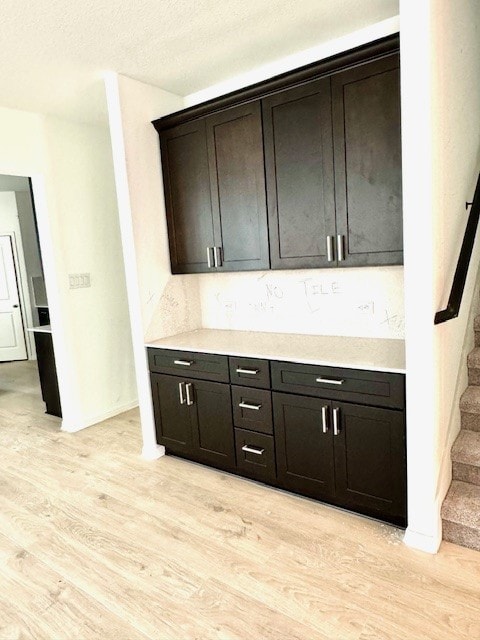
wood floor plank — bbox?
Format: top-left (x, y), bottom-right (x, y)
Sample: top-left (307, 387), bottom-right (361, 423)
top-left (1, 360), bottom-right (480, 640)
top-left (0, 533), bottom-right (150, 640)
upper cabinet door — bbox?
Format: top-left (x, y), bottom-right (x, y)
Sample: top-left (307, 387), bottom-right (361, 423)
top-left (206, 102), bottom-right (270, 271)
top-left (160, 120), bottom-right (215, 273)
top-left (263, 79), bottom-right (336, 270)
top-left (332, 54), bottom-right (403, 266)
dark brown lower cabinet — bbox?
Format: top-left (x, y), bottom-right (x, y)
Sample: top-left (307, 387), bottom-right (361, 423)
top-left (150, 373), bottom-right (235, 471)
top-left (33, 331), bottom-right (61, 418)
top-left (273, 393), bottom-right (335, 500)
top-left (148, 347), bottom-right (407, 527)
top-left (273, 392), bottom-right (406, 526)
top-left (333, 401), bottom-right (406, 523)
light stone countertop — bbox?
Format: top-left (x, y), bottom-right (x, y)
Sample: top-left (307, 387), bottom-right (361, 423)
top-left (27, 325), bottom-right (52, 334)
top-left (146, 329), bottom-right (406, 374)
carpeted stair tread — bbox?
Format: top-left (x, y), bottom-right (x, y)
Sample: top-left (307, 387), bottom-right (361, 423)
top-left (467, 347), bottom-right (480, 368)
top-left (441, 481), bottom-right (480, 529)
top-left (474, 315), bottom-right (480, 331)
top-left (460, 385), bottom-right (480, 414)
top-left (451, 430), bottom-right (480, 467)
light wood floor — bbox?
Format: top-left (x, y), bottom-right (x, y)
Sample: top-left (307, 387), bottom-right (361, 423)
top-left (0, 361), bottom-right (479, 640)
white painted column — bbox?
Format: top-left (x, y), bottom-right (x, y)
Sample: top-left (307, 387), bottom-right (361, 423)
top-left (104, 73), bottom-right (163, 459)
top-left (400, 0), bottom-right (441, 553)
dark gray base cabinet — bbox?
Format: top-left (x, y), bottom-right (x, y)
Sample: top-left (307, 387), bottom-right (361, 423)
top-left (148, 347), bottom-right (407, 527)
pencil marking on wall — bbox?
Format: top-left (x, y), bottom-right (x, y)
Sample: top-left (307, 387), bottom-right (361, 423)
top-left (201, 268), bottom-right (405, 339)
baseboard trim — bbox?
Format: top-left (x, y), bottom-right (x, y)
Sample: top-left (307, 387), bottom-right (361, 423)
top-left (60, 400), bottom-right (139, 433)
top-left (142, 444), bottom-right (165, 460)
top-left (403, 526), bottom-right (442, 554)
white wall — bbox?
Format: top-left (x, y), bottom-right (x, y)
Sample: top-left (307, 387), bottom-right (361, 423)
top-left (400, 0), bottom-right (480, 553)
top-left (431, 1), bottom-right (480, 524)
top-left (42, 116), bottom-right (138, 430)
top-left (0, 105), bottom-right (137, 432)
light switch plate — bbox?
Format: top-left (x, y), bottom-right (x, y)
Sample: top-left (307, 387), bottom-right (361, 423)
top-left (69, 273), bottom-right (91, 289)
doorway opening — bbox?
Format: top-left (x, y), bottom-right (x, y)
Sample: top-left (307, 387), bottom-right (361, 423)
top-left (0, 174), bottom-right (61, 420)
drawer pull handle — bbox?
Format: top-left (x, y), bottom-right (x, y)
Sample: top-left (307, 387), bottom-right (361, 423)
top-left (214, 246), bottom-right (223, 268)
top-left (241, 445), bottom-right (264, 455)
top-left (236, 368), bottom-right (259, 375)
top-left (178, 382), bottom-right (186, 405)
top-left (174, 359), bottom-right (194, 367)
top-left (321, 405), bottom-right (329, 433)
top-left (337, 234), bottom-right (345, 262)
top-left (333, 407), bottom-right (340, 436)
top-left (326, 235), bottom-right (335, 262)
top-left (315, 377), bottom-right (345, 385)
top-left (185, 383), bottom-right (194, 406)
top-left (239, 401), bottom-right (262, 411)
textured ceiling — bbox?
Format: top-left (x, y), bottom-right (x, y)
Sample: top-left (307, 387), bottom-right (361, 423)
top-left (0, 0), bottom-right (398, 123)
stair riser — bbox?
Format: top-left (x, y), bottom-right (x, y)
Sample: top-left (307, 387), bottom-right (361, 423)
top-left (442, 520), bottom-right (480, 551)
top-left (468, 368), bottom-right (480, 385)
top-left (452, 461), bottom-right (480, 486)
top-left (460, 412), bottom-right (480, 432)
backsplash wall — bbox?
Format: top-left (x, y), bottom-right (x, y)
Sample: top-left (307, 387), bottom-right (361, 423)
top-left (198, 266), bottom-right (405, 339)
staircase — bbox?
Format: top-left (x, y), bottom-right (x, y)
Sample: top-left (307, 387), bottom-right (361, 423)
top-left (441, 315), bottom-right (480, 551)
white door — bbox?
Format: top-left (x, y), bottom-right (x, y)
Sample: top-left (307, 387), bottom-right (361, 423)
top-left (0, 235), bottom-right (27, 361)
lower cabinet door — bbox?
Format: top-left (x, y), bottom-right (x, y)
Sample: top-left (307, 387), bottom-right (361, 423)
top-left (189, 378), bottom-right (236, 471)
top-left (332, 402), bottom-right (406, 525)
top-left (273, 392), bottom-right (335, 500)
top-left (150, 373), bottom-right (192, 455)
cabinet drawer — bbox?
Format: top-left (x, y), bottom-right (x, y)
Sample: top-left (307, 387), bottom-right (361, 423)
top-left (271, 361), bottom-right (404, 409)
top-left (147, 348), bottom-right (229, 382)
top-left (235, 428), bottom-right (276, 483)
top-left (232, 386), bottom-right (273, 434)
top-left (229, 356), bottom-right (270, 388)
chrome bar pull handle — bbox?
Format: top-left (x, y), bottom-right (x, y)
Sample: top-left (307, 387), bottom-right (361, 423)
top-left (326, 235), bottom-right (335, 262)
top-left (321, 405), bottom-right (329, 434)
top-left (174, 359), bottom-right (193, 367)
top-left (178, 382), bottom-right (186, 405)
top-left (214, 246), bottom-right (222, 268)
top-left (333, 407), bottom-right (340, 436)
top-left (236, 368), bottom-right (259, 375)
top-left (207, 247), bottom-right (213, 268)
top-left (239, 401), bottom-right (262, 411)
top-left (316, 377), bottom-right (345, 385)
top-left (185, 383), bottom-right (194, 406)
top-left (337, 235), bottom-right (345, 262)
top-left (241, 445), bottom-right (264, 455)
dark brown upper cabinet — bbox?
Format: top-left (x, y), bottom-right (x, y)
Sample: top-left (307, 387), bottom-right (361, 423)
top-left (160, 119), bottom-right (214, 274)
top-left (206, 102), bottom-right (270, 272)
top-left (331, 54), bottom-right (403, 266)
top-left (159, 103), bottom-right (269, 274)
top-left (263, 79), bottom-right (336, 270)
top-left (263, 53), bottom-right (402, 269)
top-left (154, 35), bottom-right (402, 274)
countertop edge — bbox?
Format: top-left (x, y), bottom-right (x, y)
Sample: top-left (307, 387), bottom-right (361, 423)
top-left (145, 330), bottom-right (406, 374)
